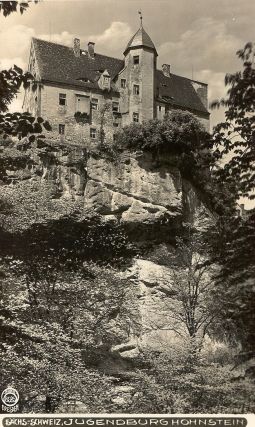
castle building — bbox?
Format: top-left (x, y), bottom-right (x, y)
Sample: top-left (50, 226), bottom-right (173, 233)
top-left (23, 23), bottom-right (210, 144)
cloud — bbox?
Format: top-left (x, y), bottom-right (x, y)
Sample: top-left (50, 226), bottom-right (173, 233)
top-left (88, 21), bottom-right (132, 55)
top-left (39, 31), bottom-right (75, 46)
top-left (0, 24), bottom-right (34, 59)
top-left (0, 21), bottom-right (132, 114)
top-left (195, 69), bottom-right (227, 101)
top-left (158, 17), bottom-right (244, 128)
top-left (38, 21), bottom-right (132, 56)
top-left (158, 17), bottom-right (243, 76)
top-left (0, 57), bottom-right (26, 70)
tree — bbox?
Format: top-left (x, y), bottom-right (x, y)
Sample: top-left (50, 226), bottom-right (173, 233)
top-left (145, 227), bottom-right (218, 364)
top-left (169, 236), bottom-right (217, 352)
top-left (0, 1), bottom-right (37, 17)
top-left (0, 2), bottom-right (51, 143)
top-left (114, 110), bottom-right (237, 216)
top-left (0, 254), bottom-right (133, 412)
top-left (208, 44), bottom-right (255, 356)
top-left (211, 42), bottom-right (255, 199)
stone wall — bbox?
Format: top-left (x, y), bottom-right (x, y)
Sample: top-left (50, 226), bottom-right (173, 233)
top-left (28, 84), bottom-right (121, 146)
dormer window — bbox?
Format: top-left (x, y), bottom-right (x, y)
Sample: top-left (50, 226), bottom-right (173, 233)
top-left (133, 55), bottom-right (139, 65)
top-left (98, 70), bottom-right (111, 91)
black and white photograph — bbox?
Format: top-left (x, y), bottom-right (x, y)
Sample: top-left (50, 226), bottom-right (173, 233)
top-left (0, 0), bottom-right (254, 418)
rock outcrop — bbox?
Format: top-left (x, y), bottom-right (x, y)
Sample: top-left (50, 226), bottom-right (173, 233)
top-left (3, 141), bottom-right (214, 365)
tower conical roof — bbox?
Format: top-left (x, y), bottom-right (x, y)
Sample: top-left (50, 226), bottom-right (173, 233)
top-left (124, 26), bottom-right (157, 56)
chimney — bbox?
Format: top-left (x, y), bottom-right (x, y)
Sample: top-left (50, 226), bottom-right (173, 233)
top-left (162, 64), bottom-right (171, 78)
top-left (88, 41), bottom-right (95, 59)
top-left (73, 38), bottom-right (80, 57)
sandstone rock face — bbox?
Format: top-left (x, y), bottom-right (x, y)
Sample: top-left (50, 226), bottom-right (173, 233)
top-left (34, 147), bottom-right (213, 361)
top-left (125, 259), bottom-right (185, 352)
top-left (31, 143), bottom-right (87, 198)
top-left (22, 145), bottom-right (214, 364)
top-left (85, 153), bottom-right (183, 226)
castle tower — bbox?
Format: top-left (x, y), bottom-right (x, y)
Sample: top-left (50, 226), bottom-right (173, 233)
top-left (123, 22), bottom-right (157, 123)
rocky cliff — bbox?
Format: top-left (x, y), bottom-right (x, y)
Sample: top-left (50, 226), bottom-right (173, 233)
top-left (2, 141), bottom-right (214, 366)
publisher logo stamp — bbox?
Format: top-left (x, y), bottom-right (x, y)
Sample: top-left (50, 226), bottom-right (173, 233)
top-left (1, 387), bottom-right (19, 413)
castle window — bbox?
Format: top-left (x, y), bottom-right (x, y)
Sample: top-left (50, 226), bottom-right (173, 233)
top-left (90, 128), bottom-right (96, 139)
top-left (59, 93), bottom-right (66, 106)
top-left (133, 112), bottom-right (139, 123)
top-left (112, 101), bottom-right (119, 112)
top-left (59, 124), bottom-right (65, 134)
top-left (113, 123), bottom-right (119, 127)
top-left (121, 79), bottom-right (126, 88)
top-left (104, 76), bottom-right (110, 84)
top-left (76, 94), bottom-right (90, 113)
top-left (133, 55), bottom-right (139, 65)
top-left (91, 98), bottom-right (98, 110)
top-left (133, 84), bottom-right (140, 95)
top-left (159, 105), bottom-right (162, 111)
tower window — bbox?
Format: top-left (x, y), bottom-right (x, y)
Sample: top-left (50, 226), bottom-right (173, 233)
top-left (91, 98), bottom-right (98, 110)
top-left (112, 101), bottom-right (119, 112)
top-left (133, 84), bottom-right (140, 95)
top-left (121, 79), bottom-right (126, 88)
top-left (133, 112), bottom-right (139, 123)
top-left (59, 124), bottom-right (65, 134)
top-left (133, 55), bottom-right (139, 65)
top-left (59, 93), bottom-right (66, 106)
top-left (90, 128), bottom-right (96, 139)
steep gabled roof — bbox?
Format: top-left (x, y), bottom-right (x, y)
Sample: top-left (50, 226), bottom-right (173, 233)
top-left (32, 37), bottom-right (209, 115)
top-left (156, 70), bottom-right (209, 115)
top-left (32, 38), bottom-right (124, 91)
top-left (124, 26), bottom-right (157, 55)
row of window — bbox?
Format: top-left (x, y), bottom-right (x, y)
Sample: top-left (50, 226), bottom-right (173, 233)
top-left (58, 84), bottom-right (140, 109)
top-left (58, 112), bottom-right (139, 136)
top-left (59, 94), bottom-right (119, 111)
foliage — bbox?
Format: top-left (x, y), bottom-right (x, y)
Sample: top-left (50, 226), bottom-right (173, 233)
top-left (208, 211), bottom-right (255, 352)
top-left (169, 234), bottom-right (217, 345)
top-left (0, 179), bottom-right (136, 266)
top-left (74, 111), bottom-right (90, 124)
top-left (211, 42), bottom-right (255, 199)
top-left (127, 348), bottom-right (255, 414)
top-left (0, 1), bottom-right (37, 17)
top-left (146, 228), bottom-right (218, 360)
top-left (0, 68), bottom-right (51, 144)
top-left (207, 43), bottom-right (255, 354)
top-left (114, 110), bottom-right (237, 217)
top-left (0, 258), bottom-right (132, 412)
top-left (0, 65), bottom-right (51, 141)
top-left (0, 1), bottom-right (51, 142)
top-left (115, 110), bottom-right (211, 155)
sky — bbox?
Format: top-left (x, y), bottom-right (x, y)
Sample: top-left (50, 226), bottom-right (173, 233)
top-left (0, 0), bottom-right (254, 128)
